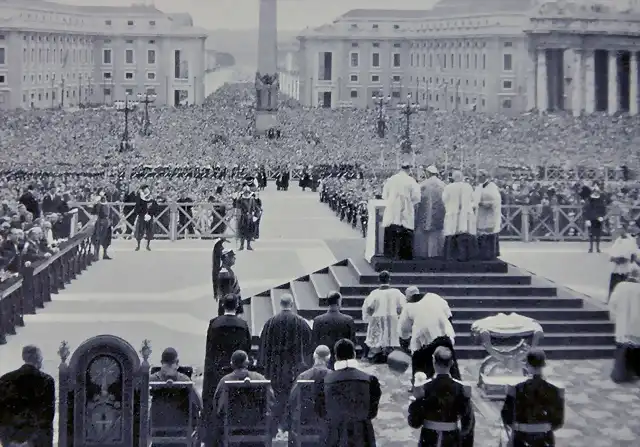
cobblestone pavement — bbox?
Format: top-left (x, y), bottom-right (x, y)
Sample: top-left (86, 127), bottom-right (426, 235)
top-left (366, 358), bottom-right (640, 447)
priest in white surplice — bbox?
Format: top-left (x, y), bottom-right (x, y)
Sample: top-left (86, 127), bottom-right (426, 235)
top-left (381, 161), bottom-right (421, 260)
top-left (474, 170), bottom-right (502, 260)
top-left (399, 286), bottom-right (461, 385)
top-left (413, 165), bottom-right (446, 259)
top-left (608, 266), bottom-right (640, 383)
top-left (362, 270), bottom-right (406, 362)
top-left (442, 170), bottom-right (478, 262)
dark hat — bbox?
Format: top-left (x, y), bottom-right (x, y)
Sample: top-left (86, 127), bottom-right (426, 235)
top-left (526, 349), bottom-right (546, 368)
top-left (160, 347), bottom-right (178, 364)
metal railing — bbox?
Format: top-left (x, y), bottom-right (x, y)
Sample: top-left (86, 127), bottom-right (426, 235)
top-left (0, 222), bottom-right (96, 344)
top-left (73, 202), bottom-right (238, 241)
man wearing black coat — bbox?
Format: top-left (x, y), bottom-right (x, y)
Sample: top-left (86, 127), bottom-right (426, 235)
top-left (18, 186), bottom-right (40, 219)
top-left (0, 345), bottom-right (55, 447)
top-left (311, 291), bottom-right (356, 369)
top-left (201, 294), bottom-right (252, 447)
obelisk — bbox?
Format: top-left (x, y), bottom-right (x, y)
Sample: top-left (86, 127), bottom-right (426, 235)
top-left (255, 0), bottom-right (278, 134)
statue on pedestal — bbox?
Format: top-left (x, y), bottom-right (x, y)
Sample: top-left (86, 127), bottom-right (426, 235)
top-left (255, 72), bottom-right (279, 112)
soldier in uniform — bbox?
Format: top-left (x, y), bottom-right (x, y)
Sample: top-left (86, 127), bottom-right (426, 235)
top-left (133, 185), bottom-right (157, 251)
top-left (91, 191), bottom-right (113, 260)
top-left (583, 184), bottom-right (607, 253)
top-left (233, 185), bottom-right (260, 251)
top-left (213, 243), bottom-right (244, 317)
top-left (408, 346), bottom-right (474, 447)
top-left (358, 200), bottom-right (369, 238)
top-left (501, 349), bottom-right (565, 447)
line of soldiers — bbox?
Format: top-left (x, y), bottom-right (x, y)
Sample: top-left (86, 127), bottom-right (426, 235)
top-left (320, 181), bottom-right (368, 238)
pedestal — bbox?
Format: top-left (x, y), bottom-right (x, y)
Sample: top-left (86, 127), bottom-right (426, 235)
top-left (471, 313), bottom-right (544, 400)
top-left (255, 111), bottom-right (277, 134)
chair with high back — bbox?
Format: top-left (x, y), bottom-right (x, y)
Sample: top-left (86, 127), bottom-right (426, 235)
top-left (221, 379), bottom-right (272, 447)
top-left (149, 380), bottom-right (201, 447)
top-left (288, 379), bottom-right (324, 447)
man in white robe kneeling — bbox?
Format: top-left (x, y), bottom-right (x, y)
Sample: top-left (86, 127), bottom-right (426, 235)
top-left (413, 165), bottom-right (446, 259)
top-left (443, 170), bottom-right (478, 262)
top-left (474, 170), bottom-right (502, 260)
top-left (609, 266), bottom-right (640, 383)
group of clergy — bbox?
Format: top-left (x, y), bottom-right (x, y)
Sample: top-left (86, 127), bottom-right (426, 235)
top-left (382, 162), bottom-right (502, 262)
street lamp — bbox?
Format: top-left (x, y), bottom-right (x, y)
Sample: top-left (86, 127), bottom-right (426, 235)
top-left (114, 93), bottom-right (138, 152)
top-left (373, 91), bottom-right (391, 138)
top-left (137, 92), bottom-right (157, 136)
top-left (397, 93), bottom-right (420, 153)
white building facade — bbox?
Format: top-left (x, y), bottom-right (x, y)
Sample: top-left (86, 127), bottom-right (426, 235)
top-left (292, 1), bottom-right (640, 114)
top-left (0, 0), bottom-right (208, 109)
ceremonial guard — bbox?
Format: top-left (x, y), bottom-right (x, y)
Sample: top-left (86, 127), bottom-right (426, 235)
top-left (501, 349), bottom-right (564, 447)
top-left (358, 199), bottom-right (369, 238)
top-left (212, 239), bottom-right (244, 316)
top-left (133, 185), bottom-right (157, 251)
top-left (583, 184), bottom-right (607, 253)
top-left (257, 166), bottom-right (268, 190)
top-left (233, 185), bottom-right (261, 251)
top-left (408, 347), bottom-right (475, 447)
top-left (91, 191), bottom-right (113, 260)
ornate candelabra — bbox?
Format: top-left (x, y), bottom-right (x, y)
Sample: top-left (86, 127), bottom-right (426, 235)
top-left (114, 93), bottom-right (138, 151)
top-left (373, 91), bottom-right (391, 138)
top-left (397, 93), bottom-right (420, 153)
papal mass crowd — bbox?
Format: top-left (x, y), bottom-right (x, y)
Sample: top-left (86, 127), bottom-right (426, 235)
top-left (0, 79), bottom-right (640, 447)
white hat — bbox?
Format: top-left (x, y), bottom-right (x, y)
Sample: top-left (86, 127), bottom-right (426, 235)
top-left (426, 165), bottom-right (438, 175)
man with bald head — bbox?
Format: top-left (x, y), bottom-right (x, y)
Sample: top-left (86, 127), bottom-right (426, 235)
top-left (258, 293), bottom-right (313, 437)
top-left (442, 170), bottom-right (478, 262)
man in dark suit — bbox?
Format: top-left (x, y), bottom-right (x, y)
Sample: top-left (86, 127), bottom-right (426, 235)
top-left (202, 294), bottom-right (252, 447)
top-left (311, 291), bottom-right (356, 369)
top-left (0, 345), bottom-right (55, 447)
top-left (408, 346), bottom-right (475, 447)
top-left (501, 349), bottom-right (565, 447)
top-left (0, 228), bottom-right (22, 273)
top-left (315, 339), bottom-right (381, 447)
top-left (18, 186), bottom-right (40, 219)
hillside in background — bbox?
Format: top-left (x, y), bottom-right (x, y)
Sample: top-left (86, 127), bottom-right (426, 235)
top-left (205, 28), bottom-right (300, 69)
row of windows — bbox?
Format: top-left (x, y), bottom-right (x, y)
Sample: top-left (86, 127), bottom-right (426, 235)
top-left (102, 71), bottom-right (157, 81)
top-left (350, 42), bottom-right (403, 49)
top-left (22, 86), bottom-right (158, 105)
top-left (104, 19), bottom-right (157, 27)
top-left (22, 71), bottom-right (92, 85)
top-left (23, 47), bottom-right (94, 65)
top-left (410, 52), bottom-right (513, 71)
top-left (22, 34), bottom-right (91, 44)
top-left (102, 49), bottom-right (157, 65)
top-left (349, 52), bottom-right (402, 69)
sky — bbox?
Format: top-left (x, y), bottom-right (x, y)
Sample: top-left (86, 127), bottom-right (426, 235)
top-left (58, 0), bottom-right (436, 30)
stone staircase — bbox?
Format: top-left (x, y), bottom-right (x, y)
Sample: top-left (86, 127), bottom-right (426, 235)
top-left (247, 257), bottom-right (615, 359)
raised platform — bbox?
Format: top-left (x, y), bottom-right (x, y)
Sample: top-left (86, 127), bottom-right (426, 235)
top-left (248, 257), bottom-right (615, 359)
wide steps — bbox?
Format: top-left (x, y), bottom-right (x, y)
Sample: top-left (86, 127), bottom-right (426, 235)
top-left (249, 258), bottom-right (614, 359)
top-left (321, 296), bottom-right (582, 308)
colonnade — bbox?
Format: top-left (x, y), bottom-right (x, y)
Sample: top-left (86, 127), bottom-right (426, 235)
top-left (528, 47), bottom-right (639, 116)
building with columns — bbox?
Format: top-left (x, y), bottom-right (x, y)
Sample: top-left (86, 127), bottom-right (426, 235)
top-left (0, 0), bottom-right (208, 109)
top-left (293, 0), bottom-right (640, 114)
top-left (278, 41), bottom-right (301, 101)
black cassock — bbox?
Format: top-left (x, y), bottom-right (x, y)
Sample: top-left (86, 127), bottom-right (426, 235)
top-left (234, 195), bottom-right (259, 241)
top-left (215, 267), bottom-right (244, 316)
top-left (258, 311), bottom-right (312, 430)
top-left (201, 314), bottom-right (252, 447)
top-left (92, 202), bottom-right (112, 249)
top-left (315, 367), bottom-right (381, 447)
top-left (133, 197), bottom-right (157, 241)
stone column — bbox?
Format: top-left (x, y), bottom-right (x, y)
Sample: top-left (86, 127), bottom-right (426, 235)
top-left (526, 48), bottom-right (537, 111)
top-left (584, 50), bottom-right (596, 114)
top-left (255, 0), bottom-right (278, 133)
top-left (630, 51), bottom-right (638, 116)
top-left (536, 49), bottom-right (548, 112)
top-left (608, 50), bottom-right (618, 115)
top-left (572, 49), bottom-right (583, 116)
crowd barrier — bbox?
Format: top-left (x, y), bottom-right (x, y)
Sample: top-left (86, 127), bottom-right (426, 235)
top-left (73, 202), bottom-right (238, 241)
top-left (0, 221), bottom-right (96, 344)
top-left (363, 202), bottom-right (639, 259)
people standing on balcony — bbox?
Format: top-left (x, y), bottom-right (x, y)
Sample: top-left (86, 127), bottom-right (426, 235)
top-left (583, 184), bottom-right (607, 253)
top-left (362, 270), bottom-right (405, 363)
top-left (474, 170), bottom-right (502, 261)
top-left (442, 170), bottom-right (478, 262)
top-left (133, 185), bottom-right (157, 251)
top-left (608, 265), bottom-right (640, 383)
top-left (381, 160), bottom-right (421, 260)
top-left (413, 165), bottom-right (446, 259)
top-left (607, 219), bottom-right (638, 300)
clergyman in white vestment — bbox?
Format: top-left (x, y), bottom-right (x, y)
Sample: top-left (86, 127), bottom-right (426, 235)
top-left (473, 170), bottom-right (502, 260)
top-left (413, 165), bottom-right (446, 259)
top-left (609, 266), bottom-right (640, 383)
top-left (442, 170), bottom-right (478, 262)
top-left (381, 163), bottom-right (421, 260)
